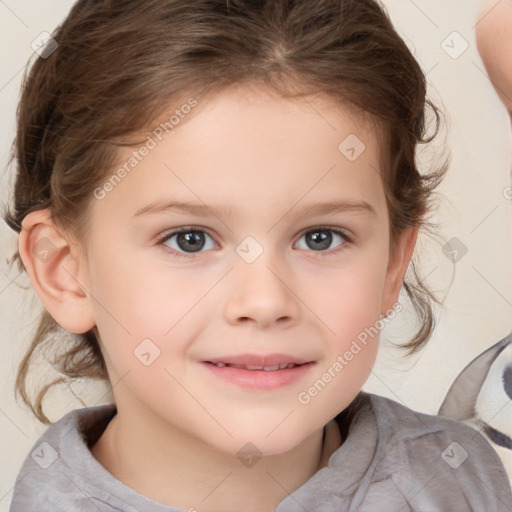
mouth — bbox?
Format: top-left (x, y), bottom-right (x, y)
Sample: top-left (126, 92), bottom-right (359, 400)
top-left (205, 361), bottom-right (305, 371)
top-left (200, 354), bottom-right (315, 390)
top-left (203, 353), bottom-right (313, 369)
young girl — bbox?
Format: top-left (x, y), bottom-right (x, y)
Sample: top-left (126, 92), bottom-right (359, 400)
top-left (4, 0), bottom-right (512, 510)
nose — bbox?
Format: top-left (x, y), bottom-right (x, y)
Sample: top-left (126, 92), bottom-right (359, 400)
top-left (223, 252), bottom-right (301, 329)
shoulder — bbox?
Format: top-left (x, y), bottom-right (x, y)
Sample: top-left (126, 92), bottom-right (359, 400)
top-left (359, 392), bottom-right (512, 511)
top-left (9, 404), bottom-right (117, 512)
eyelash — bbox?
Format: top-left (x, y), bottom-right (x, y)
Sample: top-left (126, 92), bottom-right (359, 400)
top-left (156, 225), bottom-right (352, 260)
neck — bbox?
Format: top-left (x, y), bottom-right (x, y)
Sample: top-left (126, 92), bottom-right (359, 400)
top-left (90, 403), bottom-right (341, 512)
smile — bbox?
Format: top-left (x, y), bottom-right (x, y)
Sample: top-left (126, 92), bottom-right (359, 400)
top-left (207, 362), bottom-right (302, 371)
top-left (201, 358), bottom-right (315, 390)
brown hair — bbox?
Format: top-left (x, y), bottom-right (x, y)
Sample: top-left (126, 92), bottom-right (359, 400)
top-left (2, 0), bottom-right (447, 424)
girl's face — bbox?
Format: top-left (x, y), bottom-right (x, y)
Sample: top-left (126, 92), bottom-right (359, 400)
top-left (78, 84), bottom-right (412, 457)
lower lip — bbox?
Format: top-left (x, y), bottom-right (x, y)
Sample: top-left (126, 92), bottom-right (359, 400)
top-left (201, 362), bottom-right (315, 390)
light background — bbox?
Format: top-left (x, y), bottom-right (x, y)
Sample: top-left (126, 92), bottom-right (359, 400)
top-left (1, 0), bottom-right (511, 510)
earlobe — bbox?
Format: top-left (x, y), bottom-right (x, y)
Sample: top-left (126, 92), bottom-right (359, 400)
top-left (381, 226), bottom-right (419, 314)
top-left (18, 209), bottom-right (96, 334)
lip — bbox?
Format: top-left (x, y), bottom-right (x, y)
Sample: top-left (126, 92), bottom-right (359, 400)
top-left (203, 353), bottom-right (312, 367)
top-left (200, 353), bottom-right (316, 390)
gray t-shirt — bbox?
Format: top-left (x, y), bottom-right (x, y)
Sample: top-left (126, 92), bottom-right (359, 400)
top-left (9, 392), bottom-right (512, 511)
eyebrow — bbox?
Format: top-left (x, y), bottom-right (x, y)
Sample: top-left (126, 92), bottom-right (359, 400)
top-left (133, 198), bottom-right (376, 219)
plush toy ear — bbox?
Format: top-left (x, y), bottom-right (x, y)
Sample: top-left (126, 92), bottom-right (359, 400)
top-left (18, 208), bottom-right (96, 334)
top-left (438, 334), bottom-right (512, 421)
top-left (380, 226), bottom-right (418, 315)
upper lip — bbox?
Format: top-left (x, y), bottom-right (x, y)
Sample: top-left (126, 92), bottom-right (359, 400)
top-left (203, 353), bottom-right (314, 366)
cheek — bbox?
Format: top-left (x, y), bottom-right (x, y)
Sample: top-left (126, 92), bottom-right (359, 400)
top-left (87, 248), bottom-right (217, 377)
top-left (297, 259), bottom-right (386, 419)
top-left (315, 251), bottom-right (389, 335)
top-left (89, 242), bottom-right (208, 334)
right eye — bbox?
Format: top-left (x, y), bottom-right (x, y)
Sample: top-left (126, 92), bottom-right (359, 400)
top-left (157, 227), bottom-right (218, 258)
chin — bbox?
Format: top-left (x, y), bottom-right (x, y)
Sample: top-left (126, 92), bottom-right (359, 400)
top-left (218, 420), bottom-right (318, 460)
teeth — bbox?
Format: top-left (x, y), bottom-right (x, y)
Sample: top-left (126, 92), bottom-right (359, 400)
top-left (212, 362), bottom-right (299, 370)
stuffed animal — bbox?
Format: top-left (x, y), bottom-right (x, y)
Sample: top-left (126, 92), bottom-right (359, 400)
top-left (439, 334), bottom-right (512, 481)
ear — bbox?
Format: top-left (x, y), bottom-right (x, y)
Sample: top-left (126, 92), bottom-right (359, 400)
top-left (381, 226), bottom-right (419, 315)
top-left (18, 209), bottom-right (96, 334)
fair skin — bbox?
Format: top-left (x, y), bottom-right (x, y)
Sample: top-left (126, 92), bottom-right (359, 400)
top-left (19, 83), bottom-right (417, 512)
top-left (476, 0), bottom-right (512, 113)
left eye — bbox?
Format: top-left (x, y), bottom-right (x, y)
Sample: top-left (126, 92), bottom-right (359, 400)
top-left (158, 228), bottom-right (216, 255)
top-left (295, 228), bottom-right (348, 252)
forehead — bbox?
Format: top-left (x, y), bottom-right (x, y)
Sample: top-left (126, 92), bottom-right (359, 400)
top-left (92, 84), bottom-right (387, 224)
